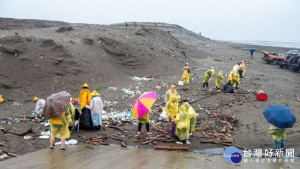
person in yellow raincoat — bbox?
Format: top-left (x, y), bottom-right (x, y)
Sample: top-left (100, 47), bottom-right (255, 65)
top-left (78, 83), bottom-right (91, 109)
top-left (215, 70), bottom-right (224, 91)
top-left (232, 72), bottom-right (240, 91)
top-left (49, 108), bottom-right (72, 151)
top-left (239, 61), bottom-right (246, 78)
top-left (164, 85), bottom-right (178, 102)
top-left (68, 99), bottom-right (76, 128)
top-left (227, 71), bottom-right (233, 83)
top-left (202, 68), bottom-right (214, 90)
top-left (165, 95), bottom-right (181, 130)
top-left (137, 111), bottom-right (152, 135)
top-left (172, 105), bottom-right (190, 144)
top-left (232, 63), bottom-right (240, 73)
top-left (0, 94), bottom-right (4, 103)
top-left (182, 63), bottom-right (191, 84)
top-left (183, 102), bottom-right (196, 136)
top-left (269, 125), bottom-right (286, 149)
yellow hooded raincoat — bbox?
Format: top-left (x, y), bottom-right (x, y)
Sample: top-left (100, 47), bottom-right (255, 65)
top-left (165, 96), bottom-right (181, 121)
top-left (173, 105), bottom-right (190, 141)
top-left (183, 102), bottom-right (196, 132)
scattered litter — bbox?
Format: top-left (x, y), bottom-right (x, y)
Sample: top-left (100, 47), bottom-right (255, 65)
top-left (24, 136), bottom-right (32, 139)
top-left (155, 86), bottom-right (161, 90)
top-left (178, 81), bottom-right (184, 86)
top-left (55, 139), bottom-right (78, 145)
top-left (131, 76), bottom-right (153, 81)
top-left (159, 110), bottom-right (168, 121)
top-left (108, 87), bottom-right (117, 91)
top-left (41, 131), bottom-right (51, 136)
top-left (12, 102), bottom-right (22, 106)
top-left (195, 68), bottom-right (207, 71)
top-left (39, 136), bottom-right (50, 139)
top-left (0, 153), bottom-right (8, 159)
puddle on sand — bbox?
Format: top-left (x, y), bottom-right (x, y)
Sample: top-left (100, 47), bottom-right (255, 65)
top-left (193, 147), bottom-right (224, 155)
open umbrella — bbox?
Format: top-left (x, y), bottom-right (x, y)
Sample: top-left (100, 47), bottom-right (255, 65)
top-left (43, 91), bottom-right (71, 119)
top-left (263, 105), bottom-right (296, 128)
top-left (132, 92), bottom-right (157, 118)
top-left (250, 48), bottom-right (256, 52)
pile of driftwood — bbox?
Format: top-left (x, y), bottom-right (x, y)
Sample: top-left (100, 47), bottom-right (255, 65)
top-left (199, 110), bottom-right (243, 148)
top-left (86, 134), bottom-right (128, 148)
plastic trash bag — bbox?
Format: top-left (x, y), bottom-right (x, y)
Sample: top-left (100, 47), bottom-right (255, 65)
top-left (159, 110), bottom-right (168, 121)
top-left (224, 82), bottom-right (234, 93)
top-left (79, 107), bottom-right (93, 130)
top-left (55, 139), bottom-right (78, 145)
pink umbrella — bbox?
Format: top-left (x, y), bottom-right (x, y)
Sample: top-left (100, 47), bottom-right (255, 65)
top-left (132, 92), bottom-right (157, 118)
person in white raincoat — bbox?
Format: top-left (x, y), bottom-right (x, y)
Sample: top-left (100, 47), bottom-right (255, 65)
top-left (86, 90), bottom-right (103, 130)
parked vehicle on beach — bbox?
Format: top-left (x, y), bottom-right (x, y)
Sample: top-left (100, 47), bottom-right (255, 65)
top-left (289, 56), bottom-right (300, 72)
top-left (279, 53), bottom-right (298, 68)
top-left (264, 51), bottom-right (286, 64)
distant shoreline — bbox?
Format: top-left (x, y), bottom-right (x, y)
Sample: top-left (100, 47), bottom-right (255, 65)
top-left (228, 40), bottom-right (300, 50)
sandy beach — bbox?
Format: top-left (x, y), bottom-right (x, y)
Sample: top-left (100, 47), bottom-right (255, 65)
top-left (0, 18), bottom-right (299, 161)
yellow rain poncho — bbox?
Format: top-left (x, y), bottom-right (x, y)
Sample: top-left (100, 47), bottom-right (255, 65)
top-left (0, 95), bottom-right (4, 103)
top-left (215, 71), bottom-right (224, 89)
top-left (164, 88), bottom-right (178, 103)
top-left (268, 125), bottom-right (286, 141)
top-left (203, 69), bottom-right (214, 83)
top-left (137, 111), bottom-right (150, 124)
top-left (69, 102), bottom-right (76, 127)
top-left (232, 72), bottom-right (240, 88)
top-left (232, 64), bottom-right (240, 73)
top-left (227, 71), bottom-right (233, 83)
top-left (240, 61), bottom-right (246, 76)
top-left (49, 109), bottom-right (72, 138)
top-left (182, 66), bottom-right (190, 84)
top-left (165, 95), bottom-right (181, 121)
top-left (173, 105), bottom-right (190, 141)
top-left (183, 102), bottom-right (196, 133)
top-left (78, 89), bottom-right (91, 109)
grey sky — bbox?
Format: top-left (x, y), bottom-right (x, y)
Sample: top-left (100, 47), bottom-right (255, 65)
top-left (1, 0), bottom-right (300, 43)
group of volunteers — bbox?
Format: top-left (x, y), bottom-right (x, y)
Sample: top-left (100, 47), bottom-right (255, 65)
top-left (31, 83), bottom-right (103, 151)
top-left (164, 85), bottom-right (196, 144)
top-left (182, 61), bottom-right (246, 92)
top-left (31, 60), bottom-right (286, 149)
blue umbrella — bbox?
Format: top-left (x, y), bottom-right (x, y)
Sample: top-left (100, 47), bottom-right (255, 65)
top-left (249, 48), bottom-right (256, 52)
top-left (263, 105), bottom-right (296, 128)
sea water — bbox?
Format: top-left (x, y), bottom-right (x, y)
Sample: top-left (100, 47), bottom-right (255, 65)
top-left (230, 40), bottom-right (300, 49)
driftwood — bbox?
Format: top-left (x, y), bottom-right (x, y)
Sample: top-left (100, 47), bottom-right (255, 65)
top-left (154, 146), bottom-right (189, 151)
top-left (121, 141), bottom-right (127, 148)
top-left (1, 128), bottom-right (34, 136)
top-left (109, 137), bottom-right (124, 141)
top-left (0, 150), bottom-right (18, 157)
top-left (140, 140), bottom-right (153, 145)
top-left (152, 126), bottom-right (168, 134)
top-left (107, 126), bottom-right (124, 132)
top-left (161, 139), bottom-right (176, 143)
